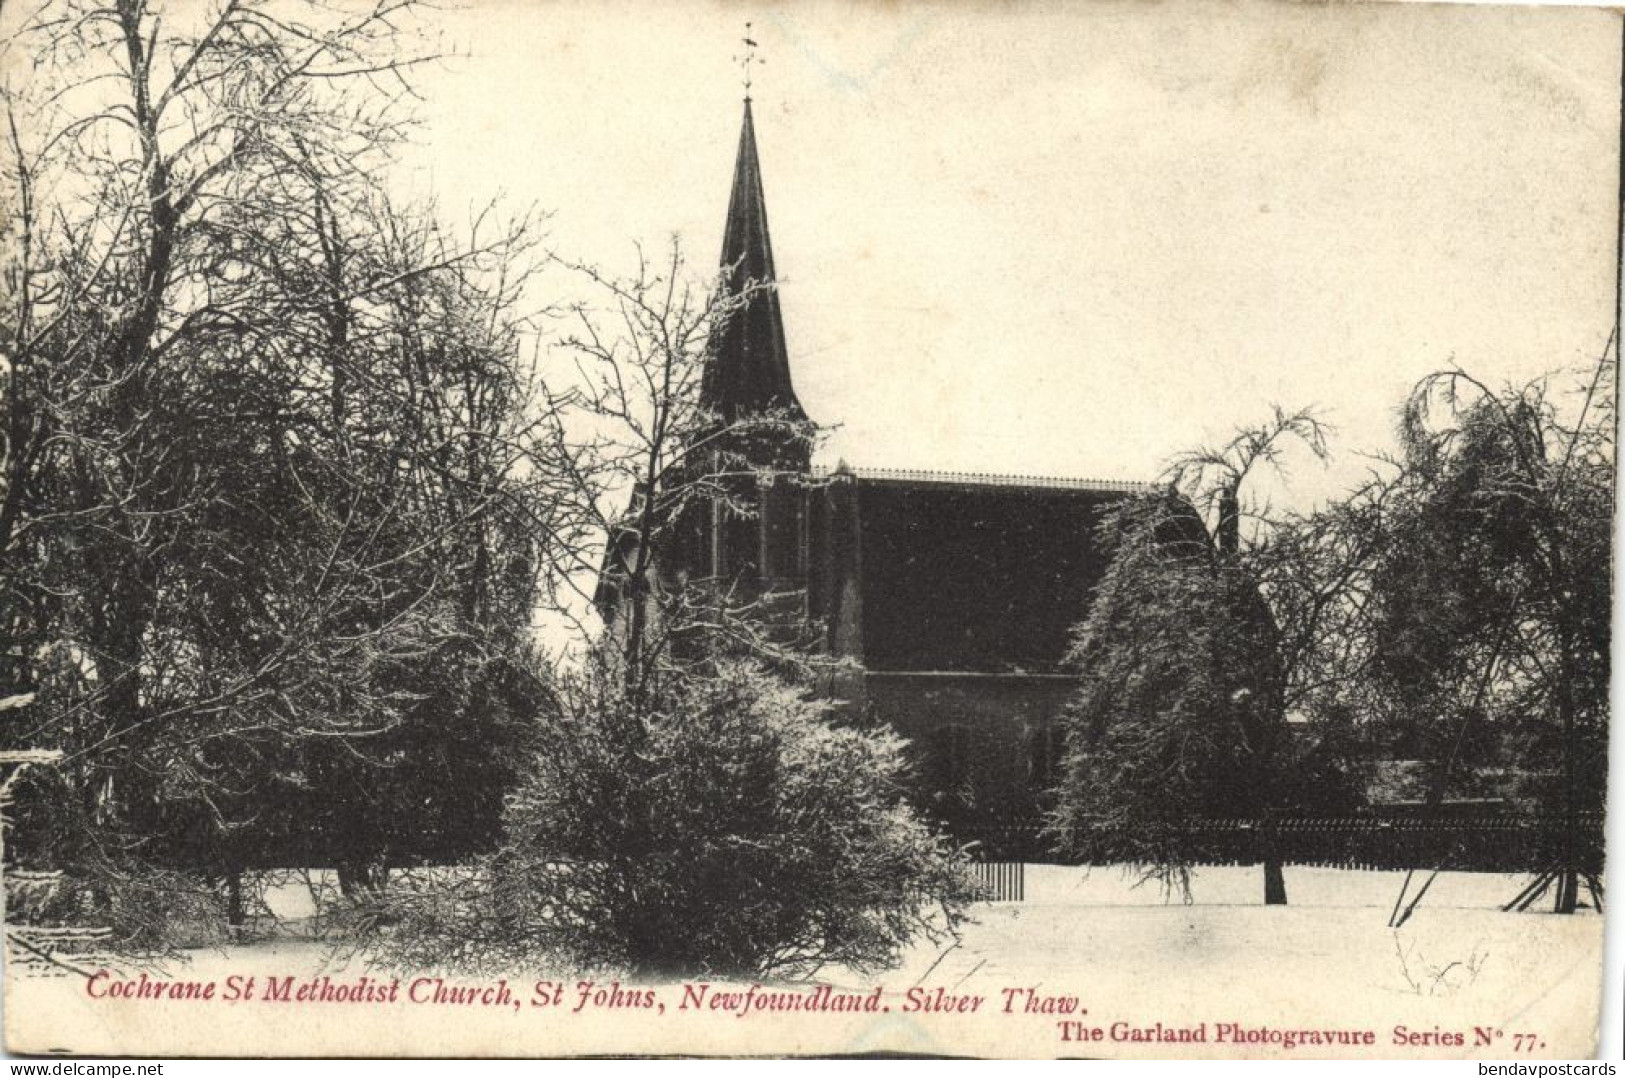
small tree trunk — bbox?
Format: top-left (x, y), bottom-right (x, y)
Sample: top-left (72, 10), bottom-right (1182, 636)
top-left (1263, 859), bottom-right (1287, 905)
top-left (1260, 813), bottom-right (1287, 905)
top-left (226, 869), bottom-right (245, 932)
top-left (1555, 869), bottom-right (1579, 914)
top-left (1554, 624), bottom-right (1581, 914)
top-left (338, 860), bottom-right (387, 899)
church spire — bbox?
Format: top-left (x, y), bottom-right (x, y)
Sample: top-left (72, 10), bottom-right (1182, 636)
top-left (702, 95), bottom-right (807, 425)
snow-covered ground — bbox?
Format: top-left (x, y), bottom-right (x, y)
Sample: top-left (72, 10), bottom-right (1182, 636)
top-left (856, 866), bottom-right (1604, 1056)
top-left (5, 865), bottom-right (1605, 1058)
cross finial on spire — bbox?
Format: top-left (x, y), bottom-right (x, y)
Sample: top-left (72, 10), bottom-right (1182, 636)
top-left (733, 22), bottom-right (762, 100)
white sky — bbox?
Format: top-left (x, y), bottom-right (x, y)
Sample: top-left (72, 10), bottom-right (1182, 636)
top-left (400, 0), bottom-right (1620, 510)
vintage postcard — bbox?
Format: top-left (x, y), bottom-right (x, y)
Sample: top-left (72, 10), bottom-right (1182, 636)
top-left (0, 0), bottom-right (1617, 1060)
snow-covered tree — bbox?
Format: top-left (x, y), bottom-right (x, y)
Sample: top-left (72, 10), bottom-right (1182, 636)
top-left (373, 652), bottom-right (979, 977)
top-left (1367, 359), bottom-right (1613, 915)
top-left (1048, 410), bottom-right (1332, 904)
top-left (1, 0), bottom-right (552, 928)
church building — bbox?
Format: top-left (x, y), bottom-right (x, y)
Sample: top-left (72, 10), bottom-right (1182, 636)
top-left (606, 98), bottom-right (1155, 859)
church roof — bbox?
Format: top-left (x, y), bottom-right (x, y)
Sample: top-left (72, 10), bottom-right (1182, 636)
top-left (813, 465), bottom-right (1157, 496)
top-left (703, 99), bottom-right (807, 423)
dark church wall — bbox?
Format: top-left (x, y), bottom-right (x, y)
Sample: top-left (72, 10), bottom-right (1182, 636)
top-left (851, 481), bottom-right (1125, 672)
top-left (792, 475), bottom-right (1138, 856)
top-left (864, 672), bottom-right (1079, 861)
top-left (689, 471), bottom-right (1154, 857)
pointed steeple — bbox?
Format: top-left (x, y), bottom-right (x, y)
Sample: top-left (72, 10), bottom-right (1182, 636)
top-left (703, 98), bottom-right (807, 425)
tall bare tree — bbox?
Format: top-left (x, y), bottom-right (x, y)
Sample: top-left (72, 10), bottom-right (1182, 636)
top-left (1, 0), bottom-right (555, 928)
top-left (534, 239), bottom-right (818, 689)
